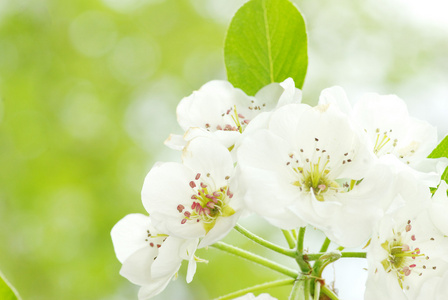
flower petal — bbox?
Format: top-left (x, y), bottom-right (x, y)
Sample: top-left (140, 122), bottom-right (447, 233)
top-left (142, 162), bottom-right (205, 239)
top-left (151, 237), bottom-right (188, 279)
top-left (182, 137), bottom-right (234, 187)
top-left (111, 213), bottom-right (154, 263)
top-left (120, 247), bottom-right (155, 286)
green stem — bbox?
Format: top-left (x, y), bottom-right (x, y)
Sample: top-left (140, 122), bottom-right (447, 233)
top-left (282, 229), bottom-right (296, 249)
top-left (234, 224), bottom-right (296, 258)
top-left (215, 279), bottom-right (294, 300)
top-left (291, 229), bottom-right (298, 240)
top-left (297, 227), bottom-right (306, 253)
top-left (313, 281), bottom-right (321, 300)
top-left (211, 242), bottom-right (299, 278)
top-left (306, 251), bottom-right (367, 261)
top-left (321, 285), bottom-right (340, 300)
top-left (304, 278), bottom-right (311, 300)
top-left (295, 227), bottom-right (311, 274)
top-left (289, 276), bottom-right (312, 300)
top-left (319, 237), bottom-right (331, 253)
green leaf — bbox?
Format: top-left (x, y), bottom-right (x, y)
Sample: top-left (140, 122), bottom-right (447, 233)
top-left (428, 135), bottom-right (448, 158)
top-left (0, 272), bottom-right (21, 300)
top-left (428, 135), bottom-right (448, 184)
top-left (224, 0), bottom-right (308, 96)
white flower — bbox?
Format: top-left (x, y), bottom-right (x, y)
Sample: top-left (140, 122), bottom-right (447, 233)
top-left (233, 293), bottom-right (278, 300)
top-left (143, 137), bottom-right (244, 248)
top-left (319, 87), bottom-right (446, 186)
top-left (365, 182), bottom-right (448, 300)
top-left (111, 214), bottom-right (198, 299)
top-left (165, 78), bottom-right (301, 151)
top-left (237, 102), bottom-right (397, 247)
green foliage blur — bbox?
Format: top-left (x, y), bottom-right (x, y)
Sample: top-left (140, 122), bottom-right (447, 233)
top-left (0, 0), bottom-right (228, 299)
top-left (0, 0), bottom-right (447, 299)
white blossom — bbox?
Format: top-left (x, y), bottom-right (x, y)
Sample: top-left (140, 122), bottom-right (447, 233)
top-left (319, 87), bottom-right (446, 186)
top-left (111, 214), bottom-right (198, 299)
top-left (237, 102), bottom-right (398, 247)
top-left (165, 78), bottom-right (301, 151)
top-left (365, 181), bottom-right (448, 300)
top-left (143, 137), bottom-right (244, 248)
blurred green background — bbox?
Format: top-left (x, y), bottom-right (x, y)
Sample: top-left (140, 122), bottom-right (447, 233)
top-left (0, 0), bottom-right (447, 299)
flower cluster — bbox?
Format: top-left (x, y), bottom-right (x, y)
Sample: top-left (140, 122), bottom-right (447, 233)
top-left (111, 78), bottom-right (448, 299)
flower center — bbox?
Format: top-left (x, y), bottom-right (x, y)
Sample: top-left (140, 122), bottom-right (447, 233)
top-left (177, 173), bottom-right (235, 233)
top-left (380, 220), bottom-right (436, 291)
top-left (371, 128), bottom-right (420, 165)
top-left (373, 128), bottom-right (397, 155)
top-left (287, 138), bottom-right (354, 201)
top-left (204, 106), bottom-right (252, 134)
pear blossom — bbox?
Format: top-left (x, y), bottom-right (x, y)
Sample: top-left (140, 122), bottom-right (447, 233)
top-left (237, 102), bottom-right (398, 247)
top-left (143, 137), bottom-right (244, 248)
top-left (165, 78), bottom-right (301, 151)
top-left (319, 87), bottom-right (446, 186)
top-left (365, 181), bottom-right (448, 300)
top-left (111, 213), bottom-right (198, 299)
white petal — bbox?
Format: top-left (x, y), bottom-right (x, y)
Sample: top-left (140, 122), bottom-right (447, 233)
top-left (253, 82), bottom-right (284, 111)
top-left (429, 181), bottom-right (448, 235)
top-left (293, 105), bottom-right (373, 179)
top-left (111, 213), bottom-right (153, 263)
top-left (238, 129), bottom-right (306, 228)
top-left (239, 111), bottom-right (272, 137)
top-left (150, 237), bottom-right (185, 279)
top-left (182, 136), bottom-right (234, 187)
top-left (405, 117), bottom-right (438, 159)
top-left (296, 161), bottom-right (397, 247)
top-left (176, 80), bottom-right (251, 131)
top-left (379, 154), bottom-right (444, 188)
top-left (186, 256), bottom-right (197, 283)
top-left (184, 127), bottom-right (238, 151)
top-left (318, 86), bottom-right (352, 115)
top-left (253, 78), bottom-right (301, 111)
top-left (417, 271), bottom-right (448, 300)
top-left (277, 77), bottom-right (302, 107)
top-left (164, 134), bottom-right (186, 151)
top-left (268, 103), bottom-right (311, 149)
top-left (120, 247), bottom-right (155, 286)
top-left (353, 93), bottom-right (410, 136)
top-left (142, 162), bottom-right (205, 239)
top-left (198, 211), bottom-right (241, 248)
top-left (137, 277), bottom-right (173, 300)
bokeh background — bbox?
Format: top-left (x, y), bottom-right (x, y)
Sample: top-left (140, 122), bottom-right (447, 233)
top-left (0, 0), bottom-right (447, 299)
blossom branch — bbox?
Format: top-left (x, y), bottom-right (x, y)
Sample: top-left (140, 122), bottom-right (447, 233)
top-left (306, 251), bottom-right (366, 261)
top-left (297, 227), bottom-right (306, 253)
top-left (319, 237), bottom-right (331, 253)
top-left (214, 278), bottom-right (294, 300)
top-left (313, 280), bottom-right (321, 300)
top-left (288, 276), bottom-right (309, 300)
top-left (282, 229), bottom-right (297, 249)
top-left (211, 241), bottom-right (299, 278)
top-left (234, 224), bottom-right (296, 258)
top-left (320, 285), bottom-right (340, 300)
top-left (295, 227), bottom-right (311, 273)
top-left (291, 229), bottom-right (298, 240)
